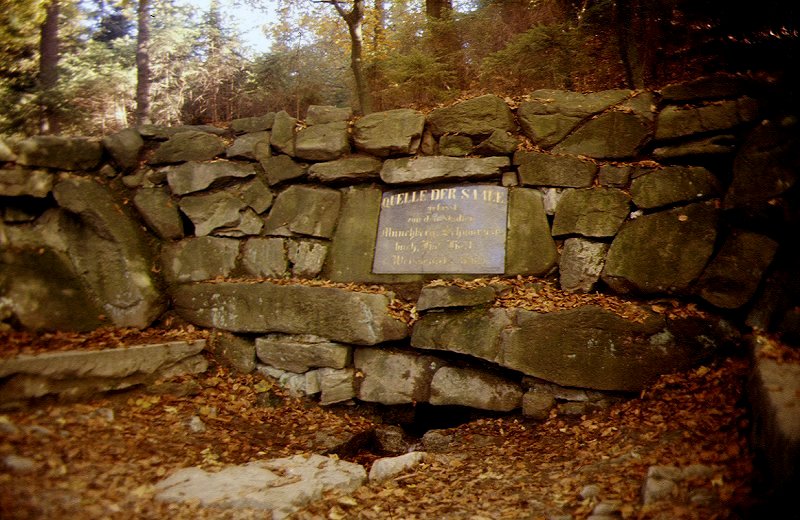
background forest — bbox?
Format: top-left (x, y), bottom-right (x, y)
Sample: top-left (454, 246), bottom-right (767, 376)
top-left (1, 0), bottom-right (798, 138)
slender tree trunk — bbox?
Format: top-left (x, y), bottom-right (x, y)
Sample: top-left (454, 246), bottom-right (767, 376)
top-left (329, 1), bottom-right (373, 115)
top-left (39, 0), bottom-right (60, 134)
top-left (136, 0), bottom-right (151, 125)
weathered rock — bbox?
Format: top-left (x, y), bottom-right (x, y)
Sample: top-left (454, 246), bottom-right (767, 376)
top-left (653, 134), bottom-right (737, 161)
top-left (430, 367), bottom-right (522, 411)
top-left (264, 185), bottom-right (341, 238)
top-left (655, 97), bottom-right (759, 141)
top-left (102, 128), bottom-right (144, 172)
top-left (255, 334), bottom-right (352, 373)
top-left (207, 332), bottom-right (256, 373)
top-left (517, 112), bottom-right (581, 148)
top-left (412, 305), bottom-right (724, 391)
top-left (231, 113), bottom-right (275, 134)
top-left (17, 136), bottom-right (102, 171)
top-left (621, 91), bottom-right (657, 121)
top-left (517, 151), bottom-right (597, 188)
top-left (354, 348), bottom-right (443, 404)
top-left (133, 187), bottom-right (184, 240)
top-left (306, 105), bottom-right (352, 125)
top-left (260, 154), bottom-right (307, 185)
top-left (258, 365), bottom-right (321, 397)
top-left (551, 188), bottom-right (630, 237)
top-left (165, 160), bottom-right (256, 196)
top-left (416, 285), bottom-right (496, 311)
top-left (173, 281), bottom-right (409, 345)
top-left (318, 367), bottom-right (356, 405)
top-left (559, 238), bottom-right (609, 293)
top-left (659, 74), bottom-right (757, 102)
top-left (308, 155), bottom-right (382, 183)
top-left (214, 208), bottom-right (263, 237)
top-left (161, 236), bottom-right (240, 283)
top-left (439, 134), bottom-right (473, 156)
top-left (154, 454), bottom-right (366, 519)
top-left (380, 156), bottom-right (509, 185)
top-left (287, 239), bottom-right (328, 277)
top-left (295, 121), bottom-right (350, 161)
top-left (369, 452), bottom-right (427, 483)
top-left (522, 387), bottom-right (556, 420)
top-left (149, 131), bottom-right (225, 164)
top-left (241, 237), bottom-right (288, 278)
top-left (506, 188), bottom-right (559, 276)
top-left (53, 177), bottom-right (164, 328)
top-left (630, 166), bottom-right (718, 210)
top-left (234, 176), bottom-right (274, 214)
top-left (226, 131), bottom-right (271, 160)
top-left (353, 109), bottom-right (425, 157)
top-left (139, 124), bottom-right (226, 139)
top-left (522, 89), bottom-right (632, 118)
top-left (598, 165), bottom-right (632, 188)
top-left (178, 191), bottom-right (247, 237)
top-left (748, 335), bottom-right (800, 504)
top-left (428, 95), bottom-right (517, 137)
top-left (270, 111), bottom-right (297, 156)
top-left (724, 119), bottom-right (800, 208)
top-left (0, 169), bottom-right (53, 198)
top-left (602, 202), bottom-right (719, 295)
top-left (697, 230), bottom-right (779, 309)
top-left (552, 111), bottom-right (651, 159)
top-left (475, 130), bottom-right (519, 155)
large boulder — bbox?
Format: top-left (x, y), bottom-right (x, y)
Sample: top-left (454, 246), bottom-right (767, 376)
top-left (161, 236), bottom-right (240, 283)
top-left (380, 156), bottom-right (509, 185)
top-left (294, 121), bottom-right (350, 161)
top-left (133, 187), bottom-right (184, 240)
top-left (263, 185), bottom-right (341, 239)
top-left (429, 366), bottom-right (522, 411)
top-left (226, 131), bottom-right (271, 161)
top-left (655, 97), bottom-right (759, 141)
top-left (517, 151), bottom-right (597, 188)
top-left (178, 191), bottom-right (248, 237)
top-left (306, 105), bottom-right (352, 125)
top-left (260, 154), bottom-right (307, 186)
top-left (551, 188), bottom-right (630, 237)
top-left (308, 155), bottom-right (382, 183)
top-left (231, 113), bottom-right (275, 134)
top-left (630, 166), bottom-right (719, 210)
top-left (505, 188), bottom-right (559, 275)
top-left (602, 202), bottom-right (719, 295)
top-left (270, 110), bottom-right (298, 156)
top-left (256, 334), bottom-right (352, 373)
top-left (353, 109), bottom-right (425, 157)
top-left (172, 281), bottom-right (409, 345)
top-left (17, 136), bottom-right (102, 171)
top-left (149, 131), bottom-right (225, 164)
top-left (427, 94), bottom-right (517, 137)
top-left (102, 128), bottom-right (144, 172)
top-left (354, 347), bottom-right (444, 404)
top-left (165, 160), bottom-right (257, 196)
top-left (53, 177), bottom-right (165, 327)
top-left (552, 111), bottom-right (651, 159)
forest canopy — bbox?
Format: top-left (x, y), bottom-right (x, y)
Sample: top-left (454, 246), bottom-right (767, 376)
top-left (0, 0), bottom-right (797, 137)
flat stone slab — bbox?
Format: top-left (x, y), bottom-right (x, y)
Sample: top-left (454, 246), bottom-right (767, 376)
top-left (155, 454), bottom-right (366, 519)
top-left (380, 156), bottom-right (509, 185)
top-left (172, 282), bottom-right (408, 345)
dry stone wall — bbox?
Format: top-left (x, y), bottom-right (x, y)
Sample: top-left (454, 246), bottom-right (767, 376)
top-left (2, 74), bottom-right (799, 415)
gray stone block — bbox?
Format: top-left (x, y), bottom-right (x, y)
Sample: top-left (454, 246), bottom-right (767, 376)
top-left (264, 185), bottom-right (341, 239)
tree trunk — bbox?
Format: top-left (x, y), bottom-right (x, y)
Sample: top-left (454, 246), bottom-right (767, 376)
top-left (39, 0), bottom-right (60, 134)
top-left (614, 0), bottom-right (666, 89)
top-left (136, 0), bottom-right (151, 125)
top-left (330, 1), bottom-right (373, 115)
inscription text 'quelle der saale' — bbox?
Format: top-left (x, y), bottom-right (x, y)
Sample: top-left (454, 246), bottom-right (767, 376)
top-left (373, 185), bottom-right (508, 274)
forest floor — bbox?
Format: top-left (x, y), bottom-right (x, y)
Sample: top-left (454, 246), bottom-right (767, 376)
top-left (0, 337), bottom-right (768, 520)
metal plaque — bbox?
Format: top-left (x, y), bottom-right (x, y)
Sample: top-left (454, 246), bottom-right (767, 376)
top-left (373, 185), bottom-right (508, 274)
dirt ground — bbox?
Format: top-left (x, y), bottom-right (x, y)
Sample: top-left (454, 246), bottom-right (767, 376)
top-left (0, 339), bottom-right (769, 520)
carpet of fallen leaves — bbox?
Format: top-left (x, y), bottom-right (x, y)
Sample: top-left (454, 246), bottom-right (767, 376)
top-left (0, 344), bottom-right (762, 519)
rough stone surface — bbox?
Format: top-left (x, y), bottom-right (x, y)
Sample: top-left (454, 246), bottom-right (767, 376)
top-left (241, 237), bottom-right (288, 278)
top-left (369, 452), bottom-right (427, 483)
top-left (659, 74), bottom-right (756, 102)
top-left (287, 239), bottom-right (328, 278)
top-left (505, 188), bottom-right (559, 276)
top-left (207, 332), bottom-right (256, 373)
top-left (255, 334), bottom-right (351, 373)
top-left (380, 156), bottom-right (509, 185)
top-left (411, 307), bottom-right (513, 363)
top-left (517, 112), bottom-right (581, 148)
top-left (602, 202), bottom-right (719, 295)
top-left (354, 348), bottom-right (443, 405)
top-left (165, 160), bottom-right (256, 196)
top-left (427, 95), bottom-right (517, 137)
top-left (53, 177), bottom-right (164, 328)
top-left (696, 230), bottom-right (779, 309)
top-left (149, 131), bottom-right (225, 164)
top-left (439, 134), bottom-right (473, 156)
top-left (263, 185), bottom-right (341, 239)
top-left (17, 136), bottom-right (102, 171)
top-left (522, 387), bottom-right (556, 420)
top-left (353, 109), bottom-right (425, 157)
top-left (551, 188), bottom-right (630, 237)
top-left (139, 124), bottom-right (226, 139)
top-left (630, 166), bottom-right (719, 210)
top-left (475, 130), bottom-right (518, 155)
top-left (103, 128), bottom-right (144, 172)
top-left (416, 285), bottom-right (496, 312)
top-left (308, 156), bottom-right (382, 183)
top-left (226, 131), bottom-right (271, 160)
top-left (178, 191), bottom-right (247, 237)
top-left (598, 165), bottom-right (632, 188)
top-left (258, 365), bottom-right (321, 398)
top-left (260, 154), bottom-right (307, 186)
top-left (0, 169), bottom-right (53, 198)
top-left (655, 97), bottom-right (759, 141)
top-left (553, 111), bottom-right (651, 159)
top-left (306, 105), bottom-right (352, 125)
top-left (430, 367), bottom-right (522, 411)
top-left (318, 367), bottom-right (356, 405)
top-left (231, 113), bottom-right (275, 134)
top-left (154, 454), bottom-right (366, 519)
top-left (517, 151), bottom-right (597, 188)
top-left (161, 237), bottom-right (240, 283)
top-left (522, 89), bottom-right (632, 118)
top-left (653, 134), bottom-right (737, 161)
top-left (559, 238), bottom-right (610, 293)
top-left (133, 187), bottom-right (184, 240)
top-left (172, 282), bottom-right (409, 345)
top-left (269, 111), bottom-right (297, 156)
top-left (294, 121), bottom-right (350, 161)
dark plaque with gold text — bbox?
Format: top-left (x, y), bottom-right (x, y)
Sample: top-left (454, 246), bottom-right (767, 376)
top-left (373, 185), bottom-right (508, 274)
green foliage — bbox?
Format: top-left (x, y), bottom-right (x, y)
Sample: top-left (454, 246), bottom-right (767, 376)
top-left (377, 48), bottom-right (457, 107)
